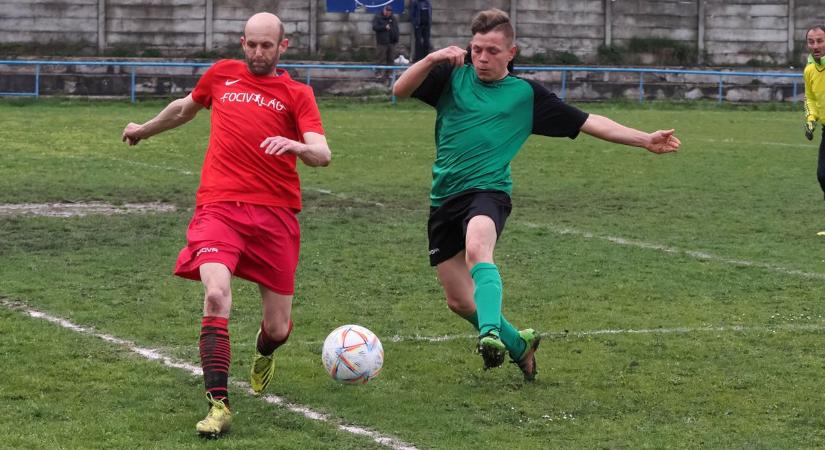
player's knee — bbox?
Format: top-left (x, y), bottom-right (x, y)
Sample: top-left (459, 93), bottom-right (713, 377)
top-left (446, 296), bottom-right (473, 317)
top-left (203, 286), bottom-right (231, 314)
top-left (464, 248), bottom-right (491, 268)
top-left (263, 317), bottom-right (292, 342)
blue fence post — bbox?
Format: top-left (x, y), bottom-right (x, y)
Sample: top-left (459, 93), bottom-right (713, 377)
top-left (35, 64), bottom-right (40, 98)
top-left (560, 70), bottom-right (567, 100)
top-left (390, 69), bottom-right (397, 105)
top-left (793, 80), bottom-right (798, 102)
top-left (306, 68), bottom-right (311, 86)
top-left (717, 75), bottom-right (723, 104)
top-left (130, 66), bottom-right (136, 103)
top-left (639, 72), bottom-right (644, 103)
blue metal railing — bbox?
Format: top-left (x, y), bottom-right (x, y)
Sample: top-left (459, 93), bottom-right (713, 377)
top-left (0, 59), bottom-right (804, 104)
top-left (0, 60), bottom-right (403, 103)
top-left (522, 66), bottom-right (803, 103)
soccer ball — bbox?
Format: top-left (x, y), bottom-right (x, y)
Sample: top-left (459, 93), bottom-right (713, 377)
top-left (321, 324), bottom-right (384, 384)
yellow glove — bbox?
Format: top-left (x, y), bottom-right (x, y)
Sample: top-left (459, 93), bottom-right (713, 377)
top-left (805, 121), bottom-right (816, 141)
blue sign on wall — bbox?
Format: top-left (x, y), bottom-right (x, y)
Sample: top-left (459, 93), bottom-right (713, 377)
top-left (326, 0), bottom-right (405, 14)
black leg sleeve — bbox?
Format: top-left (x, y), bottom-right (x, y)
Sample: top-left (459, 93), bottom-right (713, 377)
top-left (818, 128), bottom-right (825, 198)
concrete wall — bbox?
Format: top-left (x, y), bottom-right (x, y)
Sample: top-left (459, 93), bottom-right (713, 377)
top-left (2, 0), bottom-right (825, 65)
top-left (0, 0), bottom-right (99, 49)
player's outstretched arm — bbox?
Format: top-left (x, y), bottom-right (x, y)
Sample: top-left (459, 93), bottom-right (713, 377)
top-left (121, 94), bottom-right (203, 146)
top-left (580, 114), bottom-right (680, 154)
top-left (392, 46), bottom-right (466, 98)
top-left (260, 132), bottom-right (331, 167)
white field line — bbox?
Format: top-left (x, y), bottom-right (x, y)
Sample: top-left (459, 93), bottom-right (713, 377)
top-left (521, 222), bottom-right (825, 281)
top-left (0, 298), bottom-right (420, 450)
top-left (696, 137), bottom-right (809, 149)
top-left (384, 322), bottom-right (825, 343)
top-left (300, 186), bottom-right (825, 282)
top-left (104, 156), bottom-right (197, 176)
top-left (51, 152), bottom-right (198, 176)
top-left (81, 154), bottom-right (385, 208)
top-left (305, 188), bottom-right (386, 208)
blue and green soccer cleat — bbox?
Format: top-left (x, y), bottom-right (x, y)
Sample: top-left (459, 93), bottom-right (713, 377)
top-left (478, 331), bottom-right (506, 369)
top-left (511, 329), bottom-right (541, 381)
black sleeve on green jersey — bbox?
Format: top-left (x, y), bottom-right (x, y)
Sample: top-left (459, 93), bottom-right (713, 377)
top-left (525, 79), bottom-right (589, 139)
top-left (411, 63), bottom-right (454, 107)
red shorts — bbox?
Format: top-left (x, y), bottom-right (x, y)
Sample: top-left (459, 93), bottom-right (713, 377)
top-left (174, 202), bottom-right (300, 295)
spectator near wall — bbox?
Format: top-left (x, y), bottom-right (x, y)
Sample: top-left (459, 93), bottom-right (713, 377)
top-left (373, 5), bottom-right (400, 80)
top-left (410, 0), bottom-right (432, 62)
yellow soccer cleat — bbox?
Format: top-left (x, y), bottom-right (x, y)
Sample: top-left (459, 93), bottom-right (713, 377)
top-left (250, 330), bottom-right (275, 395)
top-left (196, 394), bottom-right (232, 437)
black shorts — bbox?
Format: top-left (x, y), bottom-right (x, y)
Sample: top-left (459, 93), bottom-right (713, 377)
top-left (427, 189), bottom-right (512, 266)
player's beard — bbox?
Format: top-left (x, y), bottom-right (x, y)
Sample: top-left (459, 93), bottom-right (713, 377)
top-left (247, 52), bottom-right (279, 76)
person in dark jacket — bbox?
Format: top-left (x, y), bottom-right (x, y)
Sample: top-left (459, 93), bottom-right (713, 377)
top-left (372, 5), bottom-right (399, 80)
top-left (410, 0), bottom-right (432, 62)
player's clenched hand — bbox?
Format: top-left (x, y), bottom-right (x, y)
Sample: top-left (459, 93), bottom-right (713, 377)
top-left (805, 121), bottom-right (816, 141)
top-left (645, 129), bottom-right (680, 154)
top-left (260, 136), bottom-right (305, 156)
top-left (427, 46), bottom-right (467, 68)
top-left (121, 123), bottom-right (144, 146)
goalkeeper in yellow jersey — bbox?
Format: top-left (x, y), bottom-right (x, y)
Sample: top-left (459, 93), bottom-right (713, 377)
top-left (804, 26), bottom-right (825, 199)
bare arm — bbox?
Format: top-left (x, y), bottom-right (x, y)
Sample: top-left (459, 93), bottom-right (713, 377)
top-left (121, 94), bottom-right (203, 146)
top-left (392, 46), bottom-right (466, 98)
top-left (580, 114), bottom-right (680, 154)
top-left (260, 131), bottom-right (331, 167)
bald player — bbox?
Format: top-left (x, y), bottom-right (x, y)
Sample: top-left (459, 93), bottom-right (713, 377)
top-left (122, 12), bottom-right (331, 437)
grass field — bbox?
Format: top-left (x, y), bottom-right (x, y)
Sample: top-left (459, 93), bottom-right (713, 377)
top-left (2, 97), bottom-right (825, 449)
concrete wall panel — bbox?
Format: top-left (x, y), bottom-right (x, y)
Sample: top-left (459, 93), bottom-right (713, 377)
top-left (0, 0), bottom-right (821, 64)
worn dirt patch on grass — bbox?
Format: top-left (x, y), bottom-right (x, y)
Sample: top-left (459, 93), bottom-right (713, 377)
top-left (0, 202), bottom-right (177, 218)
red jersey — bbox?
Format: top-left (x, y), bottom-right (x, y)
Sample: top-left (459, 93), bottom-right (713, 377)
top-left (190, 59), bottom-right (325, 210)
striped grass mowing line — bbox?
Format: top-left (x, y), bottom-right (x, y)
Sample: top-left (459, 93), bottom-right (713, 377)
top-left (0, 297), bottom-right (421, 450)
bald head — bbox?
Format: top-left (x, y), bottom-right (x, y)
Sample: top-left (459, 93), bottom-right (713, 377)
top-left (241, 12), bottom-right (288, 75)
top-left (245, 12), bottom-right (284, 42)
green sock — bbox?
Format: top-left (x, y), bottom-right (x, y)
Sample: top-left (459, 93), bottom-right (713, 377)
top-left (461, 311), bottom-right (479, 331)
top-left (500, 316), bottom-right (526, 360)
top-left (470, 262), bottom-right (502, 336)
top-left (463, 311), bottom-right (527, 360)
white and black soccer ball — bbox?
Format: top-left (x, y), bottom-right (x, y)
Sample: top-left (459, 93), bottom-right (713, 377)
top-left (321, 324), bottom-right (384, 384)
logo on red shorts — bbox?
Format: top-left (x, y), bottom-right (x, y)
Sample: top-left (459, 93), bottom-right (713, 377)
top-left (196, 247), bottom-right (219, 257)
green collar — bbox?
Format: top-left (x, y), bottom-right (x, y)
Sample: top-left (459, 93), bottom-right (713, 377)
top-left (808, 54), bottom-right (825, 69)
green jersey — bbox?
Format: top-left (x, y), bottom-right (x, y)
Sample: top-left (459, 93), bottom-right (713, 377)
top-left (412, 63), bottom-right (589, 206)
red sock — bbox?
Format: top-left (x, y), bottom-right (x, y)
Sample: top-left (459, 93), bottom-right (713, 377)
top-left (199, 316), bottom-right (230, 407)
top-left (257, 319), bottom-right (293, 356)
